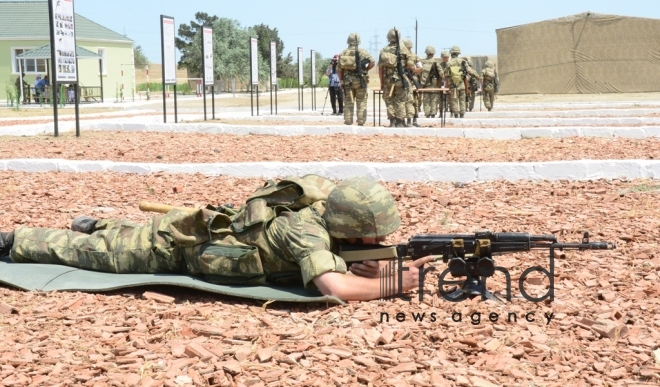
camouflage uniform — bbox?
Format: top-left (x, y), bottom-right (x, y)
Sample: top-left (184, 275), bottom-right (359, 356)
top-left (402, 39), bottom-right (421, 127)
top-left (11, 176), bottom-right (345, 288)
top-left (379, 28), bottom-right (414, 127)
top-left (464, 59), bottom-right (479, 112)
top-left (420, 46), bottom-right (440, 118)
top-left (444, 46), bottom-right (480, 118)
top-left (338, 33), bottom-right (375, 126)
top-left (481, 61), bottom-right (498, 111)
top-left (9, 176), bottom-right (401, 290)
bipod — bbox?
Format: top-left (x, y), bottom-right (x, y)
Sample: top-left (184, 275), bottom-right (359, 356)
top-left (321, 88), bottom-right (329, 115)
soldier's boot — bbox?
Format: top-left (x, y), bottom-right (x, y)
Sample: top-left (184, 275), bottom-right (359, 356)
top-left (396, 118), bottom-right (405, 128)
top-left (0, 231), bottom-right (14, 257)
top-left (389, 118), bottom-right (396, 127)
top-left (71, 216), bottom-right (99, 234)
top-left (430, 115), bottom-right (435, 118)
top-left (488, 108), bottom-right (492, 112)
top-left (412, 117), bottom-right (420, 127)
top-left (460, 113), bottom-right (465, 118)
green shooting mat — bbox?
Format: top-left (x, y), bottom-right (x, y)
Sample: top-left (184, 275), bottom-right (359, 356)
top-left (0, 257), bottom-right (344, 304)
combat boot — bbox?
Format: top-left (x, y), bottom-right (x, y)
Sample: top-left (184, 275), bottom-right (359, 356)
top-left (389, 118), bottom-right (395, 127)
top-left (71, 216), bottom-right (98, 234)
top-left (412, 118), bottom-right (420, 127)
top-left (430, 114), bottom-right (435, 118)
top-left (460, 113), bottom-right (465, 118)
top-left (406, 118), bottom-right (412, 127)
top-left (395, 118), bottom-right (404, 128)
top-left (0, 231), bottom-right (14, 257)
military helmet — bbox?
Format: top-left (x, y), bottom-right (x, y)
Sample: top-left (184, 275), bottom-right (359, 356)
top-left (425, 45), bottom-right (436, 55)
top-left (323, 177), bottom-right (401, 239)
top-left (441, 50), bottom-right (450, 58)
top-left (347, 32), bottom-right (361, 46)
top-left (467, 59), bottom-right (473, 67)
top-left (450, 45), bottom-right (461, 55)
top-left (386, 28), bottom-right (399, 43)
top-left (402, 38), bottom-right (413, 49)
top-left (485, 60), bottom-right (494, 68)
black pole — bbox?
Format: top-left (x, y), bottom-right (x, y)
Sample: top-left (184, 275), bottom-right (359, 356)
top-left (99, 58), bottom-right (104, 103)
top-left (160, 15), bottom-right (167, 123)
top-left (275, 83), bottom-right (278, 114)
top-left (202, 30), bottom-right (207, 121)
top-left (256, 85), bottom-right (259, 116)
top-left (212, 85), bottom-right (215, 120)
top-left (250, 37), bottom-right (254, 117)
top-left (47, 0), bottom-right (58, 137)
top-left (174, 84), bottom-right (178, 123)
top-left (72, 0), bottom-right (80, 137)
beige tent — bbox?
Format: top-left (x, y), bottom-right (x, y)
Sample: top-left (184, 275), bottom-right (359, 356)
top-left (496, 12), bottom-right (660, 95)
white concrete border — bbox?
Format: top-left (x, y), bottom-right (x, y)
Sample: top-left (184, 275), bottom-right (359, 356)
top-left (3, 120), bottom-right (660, 140)
top-left (1, 159), bottom-right (658, 182)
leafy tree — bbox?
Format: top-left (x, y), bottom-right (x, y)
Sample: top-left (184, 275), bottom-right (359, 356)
top-left (302, 51), bottom-right (330, 87)
top-left (133, 45), bottom-right (149, 69)
top-left (175, 12), bottom-right (219, 77)
top-left (251, 24), bottom-right (286, 78)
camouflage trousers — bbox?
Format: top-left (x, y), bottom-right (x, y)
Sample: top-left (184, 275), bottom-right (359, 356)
top-left (382, 82), bottom-right (408, 120)
top-left (448, 85), bottom-right (466, 115)
top-left (483, 83), bottom-right (495, 110)
top-left (342, 78), bottom-right (368, 125)
top-left (467, 90), bottom-right (477, 112)
top-left (422, 88), bottom-right (439, 117)
top-left (10, 209), bottom-right (226, 275)
top-left (405, 90), bottom-right (419, 119)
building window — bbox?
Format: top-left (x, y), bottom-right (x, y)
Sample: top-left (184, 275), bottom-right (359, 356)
top-left (98, 48), bottom-right (106, 74)
top-left (12, 48), bottom-right (47, 74)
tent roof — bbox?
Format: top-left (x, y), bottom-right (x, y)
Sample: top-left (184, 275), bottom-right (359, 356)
top-left (496, 11), bottom-right (660, 32)
top-left (16, 44), bottom-right (101, 59)
top-left (0, 0), bottom-right (133, 43)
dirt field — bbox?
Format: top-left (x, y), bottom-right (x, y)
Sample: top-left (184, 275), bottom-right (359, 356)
top-left (1, 93), bottom-right (660, 386)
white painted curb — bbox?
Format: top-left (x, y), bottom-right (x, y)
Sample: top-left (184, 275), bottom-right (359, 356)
top-left (1, 159), bottom-right (658, 182)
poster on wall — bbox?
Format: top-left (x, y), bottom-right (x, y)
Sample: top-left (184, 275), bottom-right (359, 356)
top-left (203, 27), bottom-right (214, 86)
top-left (250, 37), bottom-right (259, 85)
top-left (51, 0), bottom-right (78, 82)
top-left (297, 47), bottom-right (303, 85)
top-left (270, 41), bottom-right (277, 86)
top-left (161, 16), bottom-right (176, 85)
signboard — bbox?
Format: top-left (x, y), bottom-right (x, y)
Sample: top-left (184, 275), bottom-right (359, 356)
top-left (161, 16), bottom-right (176, 85)
top-left (297, 47), bottom-right (303, 85)
top-left (311, 50), bottom-right (316, 86)
top-left (270, 41), bottom-right (277, 86)
top-left (250, 37), bottom-right (259, 85)
top-left (51, 0), bottom-right (77, 82)
top-left (203, 27), bottom-right (214, 86)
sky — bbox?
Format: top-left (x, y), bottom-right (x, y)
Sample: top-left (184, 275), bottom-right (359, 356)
top-left (73, 0), bottom-right (660, 63)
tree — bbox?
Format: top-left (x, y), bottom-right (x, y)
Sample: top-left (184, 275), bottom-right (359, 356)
top-left (175, 12), bottom-right (219, 77)
top-left (133, 45), bottom-right (149, 69)
top-left (251, 24), bottom-right (285, 77)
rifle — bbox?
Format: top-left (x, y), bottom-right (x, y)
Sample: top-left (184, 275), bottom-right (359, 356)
top-left (355, 43), bottom-right (369, 89)
top-left (461, 59), bottom-right (469, 96)
top-left (425, 62), bottom-right (441, 88)
top-left (393, 28), bottom-right (410, 91)
top-left (339, 230), bottom-right (615, 302)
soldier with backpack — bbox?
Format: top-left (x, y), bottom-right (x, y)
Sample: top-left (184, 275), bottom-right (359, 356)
top-left (443, 46), bottom-right (480, 118)
top-left (481, 60), bottom-right (499, 111)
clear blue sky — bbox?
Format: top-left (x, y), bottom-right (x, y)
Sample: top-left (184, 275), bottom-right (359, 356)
top-left (74, 0), bottom-right (660, 63)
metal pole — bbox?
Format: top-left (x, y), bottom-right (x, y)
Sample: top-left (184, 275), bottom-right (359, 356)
top-left (250, 37), bottom-right (254, 117)
top-left (202, 31), bottom-right (207, 121)
top-left (75, 83), bottom-right (80, 137)
top-left (18, 60), bottom-right (24, 103)
top-left (99, 58), bottom-right (104, 103)
top-left (47, 0), bottom-right (58, 137)
top-left (174, 84), bottom-right (178, 123)
top-left (256, 85), bottom-right (259, 116)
